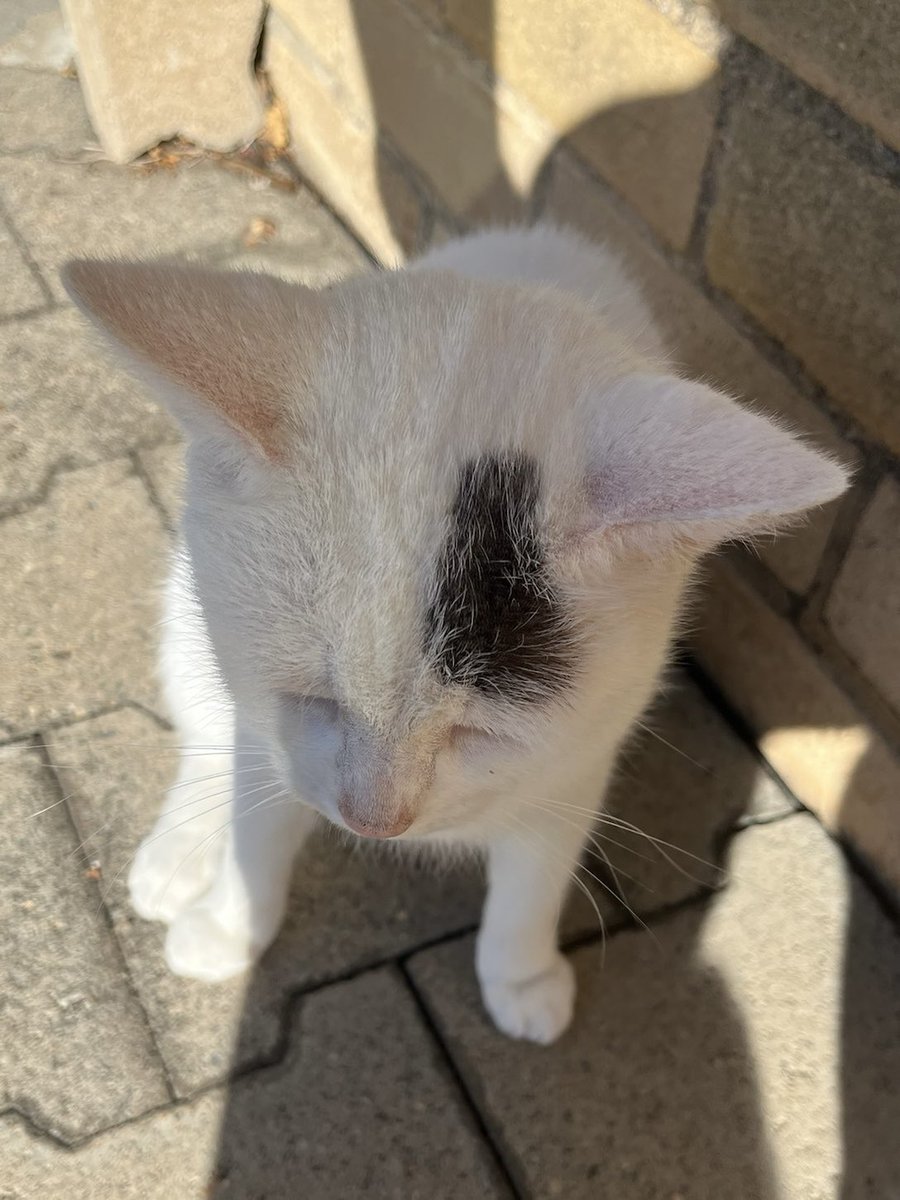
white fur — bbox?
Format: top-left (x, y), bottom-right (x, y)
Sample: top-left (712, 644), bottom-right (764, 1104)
top-left (64, 225), bottom-right (847, 1043)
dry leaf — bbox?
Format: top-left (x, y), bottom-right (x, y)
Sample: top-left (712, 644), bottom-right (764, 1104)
top-left (242, 217), bottom-right (277, 248)
top-left (262, 97), bottom-right (289, 154)
top-left (84, 861), bottom-right (102, 881)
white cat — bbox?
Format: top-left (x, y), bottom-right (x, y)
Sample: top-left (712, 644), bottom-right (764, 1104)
top-left (63, 226), bottom-right (846, 1044)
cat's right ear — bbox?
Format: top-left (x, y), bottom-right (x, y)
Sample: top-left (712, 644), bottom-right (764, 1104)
top-left (62, 259), bottom-right (319, 462)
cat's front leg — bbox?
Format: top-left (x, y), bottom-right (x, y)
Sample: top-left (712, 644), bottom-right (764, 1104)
top-left (477, 786), bottom-right (602, 1044)
top-left (164, 724), bottom-right (316, 982)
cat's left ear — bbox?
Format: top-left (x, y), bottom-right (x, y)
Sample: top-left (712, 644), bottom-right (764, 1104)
top-left (584, 372), bottom-right (849, 548)
top-left (63, 258), bottom-right (319, 462)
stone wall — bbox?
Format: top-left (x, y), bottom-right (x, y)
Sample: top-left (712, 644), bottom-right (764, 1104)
top-left (63, 0), bottom-right (900, 898)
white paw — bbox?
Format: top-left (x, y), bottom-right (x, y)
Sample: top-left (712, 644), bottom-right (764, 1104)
top-left (480, 954), bottom-right (576, 1044)
top-left (164, 903), bottom-right (259, 982)
top-left (128, 826), bottom-right (222, 925)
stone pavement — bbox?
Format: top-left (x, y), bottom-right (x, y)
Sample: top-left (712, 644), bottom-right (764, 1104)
top-left (1, 61), bottom-right (899, 1200)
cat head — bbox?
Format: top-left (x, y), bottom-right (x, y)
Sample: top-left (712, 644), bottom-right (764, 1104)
top-left (63, 256), bottom-right (847, 840)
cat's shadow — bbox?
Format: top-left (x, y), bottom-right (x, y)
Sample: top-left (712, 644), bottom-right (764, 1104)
top-left (209, 3), bottom-right (893, 1193)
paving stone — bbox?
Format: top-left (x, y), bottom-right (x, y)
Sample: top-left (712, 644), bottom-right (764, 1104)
top-left (0, 460), bottom-right (168, 733)
top-left (60, 0), bottom-right (264, 163)
top-left (644, 0), bottom-right (730, 58)
top-left (47, 708), bottom-right (484, 1096)
top-left (0, 68), bottom-right (92, 154)
top-left (600, 675), bottom-right (796, 917)
top-left (270, 0), bottom-right (549, 230)
top-left (546, 149), bottom-right (857, 593)
top-left (826, 477), bottom-right (900, 716)
top-left (0, 307), bottom-right (178, 512)
top-left (0, 0), bottom-right (57, 45)
top-left (0, 212), bottom-right (45, 318)
top-left (706, 66), bottom-right (900, 456)
top-left (0, 1), bottom-right (72, 72)
top-left (0, 968), bottom-right (509, 1198)
top-left (446, 0), bottom-right (720, 248)
top-left (266, 12), bottom-right (427, 264)
top-left (0, 155), bottom-right (365, 302)
top-left (694, 561), bottom-right (900, 897)
top-left (217, 198), bottom-right (369, 284)
top-left (410, 815), bottom-right (900, 1199)
top-left (714, 0), bottom-right (900, 152)
top-left (135, 442), bottom-right (185, 526)
top-left (0, 742), bottom-right (169, 1142)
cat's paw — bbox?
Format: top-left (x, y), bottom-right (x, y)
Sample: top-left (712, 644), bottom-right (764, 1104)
top-left (128, 828), bottom-right (222, 925)
top-left (163, 894), bottom-right (286, 983)
top-left (480, 954), bottom-right (576, 1044)
top-left (164, 903), bottom-right (258, 982)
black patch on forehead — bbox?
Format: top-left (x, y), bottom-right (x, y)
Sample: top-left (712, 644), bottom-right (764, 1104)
top-left (425, 452), bottom-right (575, 702)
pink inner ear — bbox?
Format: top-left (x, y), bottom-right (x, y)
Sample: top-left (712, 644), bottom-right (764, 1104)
top-left (587, 466), bottom-right (767, 528)
top-left (583, 374), bottom-right (849, 537)
top-left (63, 260), bottom-right (317, 461)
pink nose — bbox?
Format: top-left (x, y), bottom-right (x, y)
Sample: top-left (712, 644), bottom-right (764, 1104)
top-left (337, 798), bottom-right (414, 839)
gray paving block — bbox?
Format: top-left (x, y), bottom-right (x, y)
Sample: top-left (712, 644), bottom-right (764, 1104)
top-left (1, 307), bottom-right (178, 512)
top-left (0, 211), bottom-right (44, 318)
top-left (409, 815), bottom-right (900, 1200)
top-left (0, 155), bottom-right (367, 302)
top-left (0, 968), bottom-right (509, 1198)
top-left (135, 441), bottom-right (184, 526)
top-left (599, 675), bottom-right (796, 916)
top-left (0, 742), bottom-right (169, 1142)
top-left (0, 0), bottom-right (60, 47)
top-left (0, 68), bottom-right (92, 155)
top-left (826, 476), bottom-right (900, 716)
top-left (47, 708), bottom-right (484, 1096)
top-left (0, 459), bottom-right (168, 733)
top-left (714, 0), bottom-right (900, 153)
top-left (707, 65), bottom-right (900, 456)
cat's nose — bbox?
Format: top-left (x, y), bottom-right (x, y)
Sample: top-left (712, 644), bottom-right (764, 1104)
top-left (337, 795), bottom-right (414, 839)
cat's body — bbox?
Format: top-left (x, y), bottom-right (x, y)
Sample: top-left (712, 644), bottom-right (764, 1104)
top-left (64, 226), bottom-right (846, 1043)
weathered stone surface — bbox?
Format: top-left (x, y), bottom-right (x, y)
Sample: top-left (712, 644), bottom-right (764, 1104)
top-left (0, 307), bottom-right (178, 512)
top-left (0, 969), bottom-right (509, 1198)
top-left (269, 0), bottom-right (547, 233)
top-left (707, 67), bottom-right (900, 455)
top-left (0, 155), bottom-right (362, 302)
top-left (266, 13), bottom-right (426, 264)
top-left (136, 442), bottom-right (185, 526)
top-left (826, 477), bottom-right (900, 716)
top-left (47, 708), bottom-right (484, 1096)
top-left (269, 0), bottom-right (378, 120)
top-left (714, 0), bottom-right (900, 152)
top-left (0, 460), bottom-right (168, 733)
top-left (546, 150), bottom-right (857, 592)
top-left (0, 742), bottom-right (169, 1142)
top-left (220, 223), bottom-right (368, 285)
top-left (694, 561), bottom-right (900, 896)
top-left (447, 0), bottom-right (720, 247)
top-left (644, 0), bottom-right (730, 57)
top-left (601, 675), bottom-right (795, 916)
top-left (60, 0), bottom-right (265, 163)
top-left (0, 212), bottom-right (45, 318)
top-left (0, 1), bottom-right (72, 72)
top-left (0, 67), bottom-right (93, 154)
top-left (410, 815), bottom-right (900, 1199)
